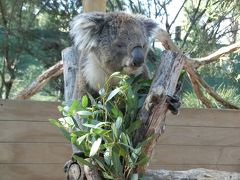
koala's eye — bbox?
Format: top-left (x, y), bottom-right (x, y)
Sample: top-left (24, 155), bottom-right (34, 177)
top-left (116, 42), bottom-right (125, 48)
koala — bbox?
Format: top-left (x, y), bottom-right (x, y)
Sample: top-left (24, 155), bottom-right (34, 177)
top-left (69, 12), bottom-right (158, 97)
top-left (65, 12), bottom-right (181, 167)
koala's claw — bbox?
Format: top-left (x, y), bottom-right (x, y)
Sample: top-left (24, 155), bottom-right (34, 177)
top-left (166, 95), bottom-right (181, 115)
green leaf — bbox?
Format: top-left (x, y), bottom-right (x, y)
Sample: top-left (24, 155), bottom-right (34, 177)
top-left (71, 133), bottom-right (77, 144)
top-left (127, 120), bottom-right (142, 134)
top-left (49, 118), bottom-right (61, 127)
top-left (94, 121), bottom-right (111, 128)
top-left (136, 135), bottom-right (156, 148)
top-left (99, 88), bottom-right (106, 96)
top-left (102, 172), bottom-right (114, 179)
top-left (137, 155), bottom-right (149, 166)
top-left (68, 100), bottom-right (80, 116)
top-left (73, 155), bottom-right (93, 167)
top-left (106, 88), bottom-right (121, 102)
top-left (77, 134), bottom-right (88, 145)
top-left (64, 117), bottom-right (74, 126)
top-left (87, 92), bottom-right (96, 105)
top-left (49, 119), bottom-right (71, 142)
top-left (82, 95), bottom-right (88, 108)
top-left (104, 149), bottom-right (111, 165)
top-left (115, 116), bottom-right (122, 130)
top-left (120, 133), bottom-right (128, 145)
top-left (77, 110), bottom-right (93, 116)
top-left (111, 106), bottom-right (123, 118)
top-left (94, 157), bottom-right (107, 171)
top-left (89, 138), bottom-right (102, 157)
top-left (110, 71), bottom-right (121, 78)
top-left (82, 122), bottom-right (110, 129)
top-left (93, 128), bottom-right (111, 135)
top-left (111, 123), bottom-right (118, 139)
top-left (112, 146), bottom-right (122, 175)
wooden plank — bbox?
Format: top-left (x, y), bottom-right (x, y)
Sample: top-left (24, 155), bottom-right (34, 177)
top-left (0, 143), bottom-right (71, 163)
top-left (0, 121), bottom-right (66, 143)
top-left (0, 164), bottom-right (65, 180)
top-left (158, 126), bottom-right (240, 146)
top-left (149, 145), bottom-right (240, 166)
top-left (166, 108), bottom-right (240, 128)
top-left (0, 100), bottom-right (60, 121)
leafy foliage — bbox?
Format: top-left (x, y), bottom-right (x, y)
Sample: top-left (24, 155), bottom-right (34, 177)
top-left (50, 73), bottom-right (153, 179)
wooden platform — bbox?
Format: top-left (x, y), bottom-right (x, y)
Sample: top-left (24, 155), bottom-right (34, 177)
top-left (0, 100), bottom-right (240, 180)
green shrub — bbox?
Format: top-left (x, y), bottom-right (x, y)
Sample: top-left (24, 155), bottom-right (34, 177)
top-left (50, 73), bottom-right (153, 179)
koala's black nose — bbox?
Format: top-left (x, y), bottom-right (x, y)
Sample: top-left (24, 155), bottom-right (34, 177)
top-left (131, 46), bottom-right (144, 67)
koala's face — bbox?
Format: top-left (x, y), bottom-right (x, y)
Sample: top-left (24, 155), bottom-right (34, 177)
top-left (70, 12), bottom-right (158, 75)
top-left (98, 14), bottom-right (149, 74)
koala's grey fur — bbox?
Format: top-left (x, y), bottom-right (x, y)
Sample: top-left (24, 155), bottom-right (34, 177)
top-left (70, 12), bottom-right (159, 96)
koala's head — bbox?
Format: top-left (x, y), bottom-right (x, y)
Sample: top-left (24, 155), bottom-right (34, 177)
top-left (70, 12), bottom-right (158, 75)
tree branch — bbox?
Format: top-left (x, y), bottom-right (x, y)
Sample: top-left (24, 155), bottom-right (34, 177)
top-left (187, 70), bottom-right (213, 108)
top-left (189, 42), bottom-right (240, 68)
top-left (16, 61), bottom-right (63, 100)
top-left (184, 63), bottom-right (240, 109)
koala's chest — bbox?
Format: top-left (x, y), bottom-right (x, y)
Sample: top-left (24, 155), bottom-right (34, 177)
top-left (82, 52), bottom-right (111, 92)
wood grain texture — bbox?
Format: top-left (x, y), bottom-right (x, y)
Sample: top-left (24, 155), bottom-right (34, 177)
top-left (0, 121), bottom-right (66, 142)
top-left (166, 108), bottom-right (240, 127)
top-left (158, 126), bottom-right (240, 146)
top-left (1, 99), bottom-right (240, 179)
top-left (0, 143), bottom-right (71, 163)
top-left (149, 145), bottom-right (240, 171)
top-left (0, 164), bottom-right (66, 180)
top-left (0, 100), bottom-right (60, 121)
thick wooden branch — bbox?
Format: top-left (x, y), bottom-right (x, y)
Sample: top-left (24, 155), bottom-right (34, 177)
top-left (185, 63), bottom-right (240, 109)
top-left (189, 42), bottom-right (240, 68)
top-left (134, 51), bottom-right (185, 173)
top-left (187, 71), bottom-right (213, 108)
top-left (62, 47), bottom-right (101, 180)
top-left (16, 61), bottom-right (63, 100)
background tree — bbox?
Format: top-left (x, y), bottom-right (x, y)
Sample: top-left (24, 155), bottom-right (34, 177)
top-left (1, 0), bottom-right (240, 108)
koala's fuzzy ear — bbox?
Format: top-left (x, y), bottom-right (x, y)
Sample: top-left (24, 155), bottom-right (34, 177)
top-left (135, 15), bottom-right (158, 38)
top-left (70, 13), bottom-right (105, 51)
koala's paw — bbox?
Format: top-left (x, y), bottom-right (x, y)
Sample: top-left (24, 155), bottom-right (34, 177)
top-left (166, 95), bottom-right (181, 115)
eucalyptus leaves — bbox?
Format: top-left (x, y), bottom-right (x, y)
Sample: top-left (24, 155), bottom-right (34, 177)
top-left (50, 73), bottom-right (152, 179)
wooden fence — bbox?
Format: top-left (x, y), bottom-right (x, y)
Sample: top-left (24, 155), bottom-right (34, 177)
top-left (0, 100), bottom-right (240, 180)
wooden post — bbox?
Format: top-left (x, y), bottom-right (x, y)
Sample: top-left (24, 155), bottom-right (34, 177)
top-left (62, 47), bottom-right (85, 180)
top-left (134, 51), bottom-right (185, 173)
top-left (83, 0), bottom-right (107, 12)
top-left (62, 1), bottom-right (107, 179)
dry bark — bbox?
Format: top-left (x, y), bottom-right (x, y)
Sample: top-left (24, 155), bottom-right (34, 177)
top-left (134, 51), bottom-right (185, 173)
top-left (62, 47), bottom-right (101, 180)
